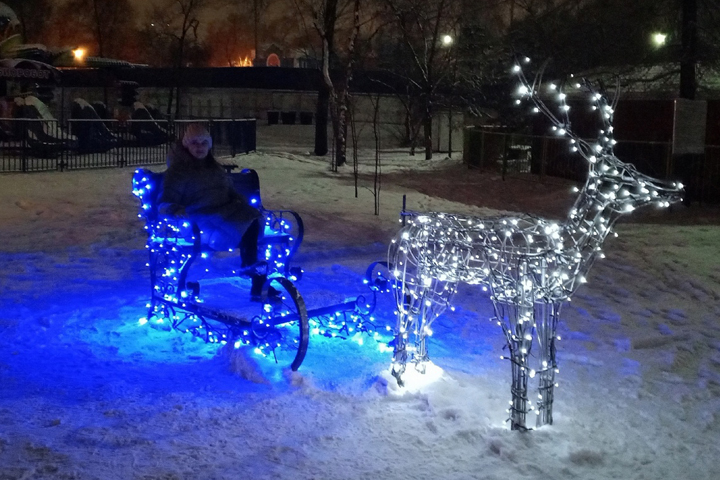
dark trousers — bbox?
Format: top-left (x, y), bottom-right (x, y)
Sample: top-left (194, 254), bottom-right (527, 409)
top-left (240, 219), bottom-right (267, 296)
top-left (240, 219), bottom-right (260, 267)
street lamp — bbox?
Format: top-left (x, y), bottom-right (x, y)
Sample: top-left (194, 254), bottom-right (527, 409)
top-left (73, 48), bottom-right (86, 62)
top-left (440, 34), bottom-right (455, 156)
top-left (652, 32), bottom-right (667, 47)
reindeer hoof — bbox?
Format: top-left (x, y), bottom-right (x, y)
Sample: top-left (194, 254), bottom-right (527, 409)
top-left (391, 368), bottom-right (405, 387)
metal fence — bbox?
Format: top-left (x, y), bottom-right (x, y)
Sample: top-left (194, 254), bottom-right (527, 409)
top-left (464, 129), bottom-right (720, 204)
top-left (0, 118), bottom-right (256, 173)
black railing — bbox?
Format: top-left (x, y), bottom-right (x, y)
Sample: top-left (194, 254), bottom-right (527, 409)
top-left (0, 118), bottom-right (256, 173)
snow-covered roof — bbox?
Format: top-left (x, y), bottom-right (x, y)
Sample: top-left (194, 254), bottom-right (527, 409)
top-left (0, 2), bottom-right (19, 27)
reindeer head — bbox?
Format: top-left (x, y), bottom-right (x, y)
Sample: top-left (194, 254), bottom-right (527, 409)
top-left (587, 155), bottom-right (684, 214)
top-left (512, 58), bottom-right (684, 213)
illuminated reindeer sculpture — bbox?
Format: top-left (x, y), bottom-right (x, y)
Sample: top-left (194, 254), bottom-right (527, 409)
top-left (388, 59), bottom-right (684, 430)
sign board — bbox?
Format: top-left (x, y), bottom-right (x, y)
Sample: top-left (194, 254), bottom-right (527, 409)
top-left (0, 67), bottom-right (52, 80)
top-left (672, 98), bottom-right (707, 155)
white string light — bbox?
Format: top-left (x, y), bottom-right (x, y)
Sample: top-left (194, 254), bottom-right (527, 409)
top-left (386, 59), bottom-right (684, 431)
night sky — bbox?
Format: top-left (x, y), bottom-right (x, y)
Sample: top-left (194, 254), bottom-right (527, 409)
top-left (128, 0), bottom-right (226, 26)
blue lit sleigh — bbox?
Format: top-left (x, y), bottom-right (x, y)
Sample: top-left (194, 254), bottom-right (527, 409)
top-left (132, 167), bottom-right (386, 371)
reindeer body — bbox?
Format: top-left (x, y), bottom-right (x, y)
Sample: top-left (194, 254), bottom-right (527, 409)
top-left (387, 59), bottom-right (685, 431)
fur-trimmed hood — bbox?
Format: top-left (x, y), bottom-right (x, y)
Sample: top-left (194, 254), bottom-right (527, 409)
top-left (166, 141), bottom-right (217, 169)
top-left (158, 141), bottom-right (261, 228)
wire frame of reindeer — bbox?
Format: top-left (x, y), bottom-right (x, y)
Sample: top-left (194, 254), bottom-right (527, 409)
top-left (387, 58), bottom-right (685, 431)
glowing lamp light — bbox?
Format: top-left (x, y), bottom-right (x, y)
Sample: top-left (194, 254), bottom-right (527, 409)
top-left (652, 32), bottom-right (667, 47)
top-left (441, 34), bottom-right (453, 46)
top-left (73, 48), bottom-right (86, 62)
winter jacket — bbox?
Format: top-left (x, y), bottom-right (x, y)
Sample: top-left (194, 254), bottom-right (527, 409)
top-left (158, 142), bottom-right (261, 237)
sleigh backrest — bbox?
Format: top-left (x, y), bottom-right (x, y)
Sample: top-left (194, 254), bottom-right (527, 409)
top-left (132, 166), bottom-right (304, 278)
top-left (230, 168), bottom-right (263, 210)
top-left (131, 167), bottom-right (264, 222)
top-left (132, 168), bottom-right (164, 222)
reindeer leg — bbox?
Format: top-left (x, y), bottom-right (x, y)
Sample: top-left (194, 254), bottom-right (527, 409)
top-left (393, 285), bottom-right (429, 378)
top-left (498, 301), bottom-right (535, 431)
top-left (535, 301), bottom-right (561, 427)
top-left (387, 224), bottom-right (456, 385)
top-left (413, 287), bottom-right (431, 375)
top-left (389, 232), bottom-right (416, 386)
top-left (391, 296), bottom-right (412, 386)
top-left (391, 274), bottom-right (419, 386)
top-left (414, 279), bottom-right (457, 375)
top-left (393, 280), bottom-right (453, 383)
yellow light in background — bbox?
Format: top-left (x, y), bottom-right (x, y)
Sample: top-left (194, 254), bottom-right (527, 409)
top-left (73, 48), bottom-right (86, 62)
top-left (442, 34), bottom-right (453, 46)
top-left (237, 56), bottom-right (252, 67)
top-left (652, 32), bottom-right (667, 47)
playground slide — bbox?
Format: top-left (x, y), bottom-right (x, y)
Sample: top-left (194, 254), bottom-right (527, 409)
top-left (15, 96), bottom-right (77, 148)
top-left (70, 98), bottom-right (122, 153)
top-left (91, 101), bottom-right (113, 125)
top-left (13, 96), bottom-right (77, 156)
top-left (130, 102), bottom-right (171, 146)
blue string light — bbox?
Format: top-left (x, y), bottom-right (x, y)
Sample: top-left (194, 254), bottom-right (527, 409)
top-left (133, 169), bottom-right (391, 367)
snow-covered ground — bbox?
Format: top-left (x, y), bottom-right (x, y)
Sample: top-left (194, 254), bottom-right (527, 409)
top-left (1, 130), bottom-right (719, 480)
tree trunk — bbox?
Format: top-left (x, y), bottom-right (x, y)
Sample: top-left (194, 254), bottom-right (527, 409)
top-left (329, 99), bottom-right (342, 167)
top-left (174, 86), bottom-right (182, 118)
top-left (405, 112), bottom-right (412, 146)
top-left (371, 94), bottom-right (381, 215)
top-left (314, 83), bottom-right (330, 156)
top-left (166, 87), bottom-right (175, 116)
top-left (423, 113), bottom-right (433, 160)
top-left (331, 0), bottom-right (360, 168)
top-left (313, 0), bottom-right (339, 158)
top-left (335, 98), bottom-right (347, 166)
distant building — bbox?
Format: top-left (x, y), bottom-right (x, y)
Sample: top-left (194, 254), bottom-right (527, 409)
top-left (253, 44), bottom-right (318, 69)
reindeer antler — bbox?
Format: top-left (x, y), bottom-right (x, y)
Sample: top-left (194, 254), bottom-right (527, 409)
top-left (512, 57), bottom-right (621, 164)
top-left (586, 76), bottom-right (621, 158)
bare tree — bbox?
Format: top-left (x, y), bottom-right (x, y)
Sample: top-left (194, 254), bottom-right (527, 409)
top-left (380, 0), bottom-right (464, 160)
top-left (141, 0), bottom-right (213, 116)
top-left (507, 0), bottom-right (674, 76)
top-left (257, 0), bottom-right (309, 56)
top-left (293, 0), bottom-right (384, 168)
top-left (252, 0), bottom-right (267, 62)
top-left (369, 93), bottom-right (382, 215)
top-left (222, 0), bottom-right (268, 62)
top-left (291, 0), bottom-right (341, 159)
top-left (56, 0), bottom-right (137, 59)
top-left (327, 0), bottom-right (362, 169)
top-left (206, 13), bottom-right (254, 66)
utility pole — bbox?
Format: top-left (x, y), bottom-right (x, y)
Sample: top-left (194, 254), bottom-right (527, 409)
top-left (679, 0), bottom-right (697, 99)
top-left (254, 0), bottom-right (259, 65)
top-left (674, 0), bottom-right (703, 205)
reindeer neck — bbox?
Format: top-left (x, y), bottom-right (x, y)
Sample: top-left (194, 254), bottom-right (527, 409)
top-left (560, 176), bottom-right (625, 256)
